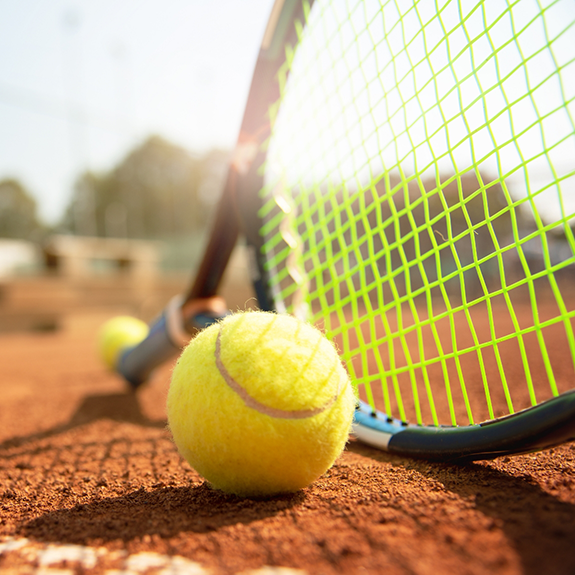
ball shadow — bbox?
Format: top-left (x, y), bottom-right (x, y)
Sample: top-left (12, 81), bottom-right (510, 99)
top-left (21, 482), bottom-right (305, 544)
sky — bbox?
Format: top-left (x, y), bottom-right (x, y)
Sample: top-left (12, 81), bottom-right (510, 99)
top-left (265, 0), bottom-right (574, 225)
top-left (0, 0), bottom-right (275, 224)
top-left (2, 0), bottom-right (573, 229)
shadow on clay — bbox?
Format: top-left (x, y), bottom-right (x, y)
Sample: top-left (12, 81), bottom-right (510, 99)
top-left (0, 392), bottom-right (165, 451)
top-left (21, 482), bottom-right (305, 543)
top-left (7, 391), bottom-right (304, 543)
top-left (349, 440), bottom-right (575, 575)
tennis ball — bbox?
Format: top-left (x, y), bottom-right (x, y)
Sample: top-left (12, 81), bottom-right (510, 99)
top-left (98, 316), bottom-right (149, 370)
top-left (167, 311), bottom-right (355, 498)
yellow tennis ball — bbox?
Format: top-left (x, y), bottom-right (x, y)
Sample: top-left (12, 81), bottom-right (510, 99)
top-left (98, 316), bottom-right (149, 370)
top-left (167, 311), bottom-right (356, 498)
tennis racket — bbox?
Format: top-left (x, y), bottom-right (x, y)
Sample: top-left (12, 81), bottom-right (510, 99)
top-left (116, 0), bottom-right (575, 462)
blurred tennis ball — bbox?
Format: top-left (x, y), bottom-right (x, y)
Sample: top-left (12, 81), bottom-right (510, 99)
top-left (98, 316), bottom-right (149, 370)
top-left (167, 311), bottom-right (355, 498)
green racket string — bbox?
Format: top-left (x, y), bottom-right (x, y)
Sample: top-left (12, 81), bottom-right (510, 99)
top-left (259, 0), bottom-right (575, 426)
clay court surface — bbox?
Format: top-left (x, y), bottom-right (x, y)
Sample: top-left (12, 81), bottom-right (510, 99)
top-left (1, 307), bottom-right (575, 575)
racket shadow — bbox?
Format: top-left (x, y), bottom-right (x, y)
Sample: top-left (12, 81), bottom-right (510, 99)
top-left (21, 482), bottom-right (305, 543)
top-left (0, 392), bottom-right (165, 451)
top-left (349, 441), bottom-right (575, 575)
top-left (11, 390), bottom-right (305, 543)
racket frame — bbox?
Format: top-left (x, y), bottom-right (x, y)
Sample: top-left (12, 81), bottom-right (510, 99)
top-left (354, 392), bottom-right (575, 461)
top-left (116, 0), bottom-right (310, 386)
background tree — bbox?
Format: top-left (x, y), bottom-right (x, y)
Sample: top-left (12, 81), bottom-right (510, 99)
top-left (61, 136), bottom-right (230, 240)
top-left (311, 170), bottom-right (536, 303)
top-left (0, 178), bottom-right (46, 240)
top-left (370, 171), bottom-right (534, 299)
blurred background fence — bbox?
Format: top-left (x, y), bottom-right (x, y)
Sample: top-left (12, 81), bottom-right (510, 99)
top-left (0, 135), bottom-right (254, 333)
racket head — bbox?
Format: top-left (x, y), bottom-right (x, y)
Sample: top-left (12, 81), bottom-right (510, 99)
top-left (244, 0), bottom-right (575, 459)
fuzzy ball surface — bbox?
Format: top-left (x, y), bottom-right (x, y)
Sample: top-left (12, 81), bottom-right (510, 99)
top-left (167, 311), bottom-right (355, 498)
top-left (98, 316), bottom-right (149, 370)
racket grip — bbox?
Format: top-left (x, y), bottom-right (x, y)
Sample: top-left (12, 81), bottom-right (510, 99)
top-left (117, 296), bottom-right (224, 388)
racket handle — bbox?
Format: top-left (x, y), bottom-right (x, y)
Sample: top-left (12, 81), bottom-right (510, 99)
top-left (117, 296), bottom-right (225, 388)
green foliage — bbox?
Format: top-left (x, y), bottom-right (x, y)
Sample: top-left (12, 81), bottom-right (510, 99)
top-left (369, 171), bottom-right (533, 300)
top-left (61, 136), bottom-right (229, 239)
top-left (0, 178), bottom-right (45, 240)
top-left (307, 171), bottom-right (535, 303)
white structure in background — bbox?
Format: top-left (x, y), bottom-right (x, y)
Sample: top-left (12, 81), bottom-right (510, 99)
top-left (0, 240), bottom-right (41, 277)
top-left (43, 235), bottom-right (161, 278)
